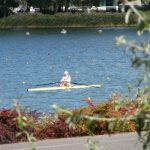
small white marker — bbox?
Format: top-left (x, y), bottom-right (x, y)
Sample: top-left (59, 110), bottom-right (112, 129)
top-left (98, 29), bottom-right (103, 33)
top-left (22, 81), bottom-right (26, 84)
top-left (26, 32), bottom-right (30, 35)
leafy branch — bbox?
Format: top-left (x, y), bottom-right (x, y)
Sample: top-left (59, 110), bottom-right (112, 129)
top-left (13, 100), bottom-right (36, 150)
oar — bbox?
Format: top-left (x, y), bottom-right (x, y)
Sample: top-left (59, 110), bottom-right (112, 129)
top-left (35, 82), bottom-right (102, 88)
top-left (35, 82), bottom-right (60, 87)
top-left (71, 82), bottom-right (102, 88)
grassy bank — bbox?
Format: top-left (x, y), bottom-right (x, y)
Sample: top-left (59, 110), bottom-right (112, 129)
top-left (0, 12), bottom-right (137, 28)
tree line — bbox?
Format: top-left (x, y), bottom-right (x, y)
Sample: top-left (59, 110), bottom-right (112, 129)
top-left (0, 0), bottom-right (149, 17)
top-left (0, 0), bottom-right (101, 17)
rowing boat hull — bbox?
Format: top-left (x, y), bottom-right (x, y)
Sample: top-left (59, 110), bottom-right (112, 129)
top-left (27, 84), bottom-right (102, 92)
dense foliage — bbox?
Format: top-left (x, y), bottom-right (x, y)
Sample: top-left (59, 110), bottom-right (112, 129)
top-left (115, 2), bottom-right (150, 149)
top-left (0, 12), bottom-right (137, 28)
top-left (0, 108), bottom-right (35, 144)
top-left (0, 97), bottom-right (143, 144)
top-left (0, 0), bottom-right (100, 18)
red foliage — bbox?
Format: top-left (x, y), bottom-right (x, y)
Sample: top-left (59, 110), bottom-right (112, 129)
top-left (0, 109), bottom-right (35, 144)
top-left (83, 97), bottom-right (97, 110)
top-left (106, 110), bottom-right (122, 118)
top-left (96, 121), bottom-right (106, 135)
top-left (0, 123), bottom-right (18, 144)
top-left (0, 109), bottom-right (19, 144)
top-left (0, 100), bottom-right (140, 144)
top-left (35, 115), bottom-right (87, 139)
top-left (0, 109), bottom-right (19, 131)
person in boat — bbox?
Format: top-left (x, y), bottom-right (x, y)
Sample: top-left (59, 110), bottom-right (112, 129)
top-left (60, 71), bottom-right (71, 87)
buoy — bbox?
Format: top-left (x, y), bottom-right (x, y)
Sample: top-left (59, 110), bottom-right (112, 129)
top-left (26, 32), bottom-right (30, 35)
top-left (60, 29), bottom-right (67, 34)
top-left (98, 29), bottom-right (103, 33)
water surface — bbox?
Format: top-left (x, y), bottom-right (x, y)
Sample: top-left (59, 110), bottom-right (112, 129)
top-left (0, 27), bottom-right (146, 112)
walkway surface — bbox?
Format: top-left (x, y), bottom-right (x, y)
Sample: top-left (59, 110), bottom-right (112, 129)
top-left (0, 132), bottom-right (143, 150)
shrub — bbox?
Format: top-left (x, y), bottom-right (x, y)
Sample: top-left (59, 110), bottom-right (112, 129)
top-left (0, 108), bottom-right (35, 144)
top-left (0, 99), bottom-right (142, 144)
top-left (0, 12), bottom-right (137, 28)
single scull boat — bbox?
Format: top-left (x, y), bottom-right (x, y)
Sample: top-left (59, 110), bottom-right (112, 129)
top-left (27, 84), bottom-right (102, 92)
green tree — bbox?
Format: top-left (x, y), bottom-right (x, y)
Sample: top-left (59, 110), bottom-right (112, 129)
top-left (141, 0), bottom-right (150, 7)
top-left (71, 0), bottom-right (99, 6)
top-left (27, 0), bottom-right (53, 9)
top-left (0, 0), bottom-right (18, 17)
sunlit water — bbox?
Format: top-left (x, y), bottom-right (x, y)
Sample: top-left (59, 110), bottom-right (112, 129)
top-left (0, 27), bottom-right (147, 113)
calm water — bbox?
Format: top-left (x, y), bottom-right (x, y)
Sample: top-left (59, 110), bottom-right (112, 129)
top-left (0, 28), bottom-right (147, 113)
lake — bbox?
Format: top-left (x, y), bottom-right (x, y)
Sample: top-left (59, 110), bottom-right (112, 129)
top-left (0, 27), bottom-right (146, 113)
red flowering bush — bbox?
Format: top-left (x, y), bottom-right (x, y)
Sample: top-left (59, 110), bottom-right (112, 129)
top-left (35, 115), bottom-right (87, 139)
top-left (0, 108), bottom-right (35, 144)
top-left (0, 109), bottom-right (19, 144)
top-left (0, 98), bottom-right (143, 144)
top-left (70, 98), bottom-right (140, 134)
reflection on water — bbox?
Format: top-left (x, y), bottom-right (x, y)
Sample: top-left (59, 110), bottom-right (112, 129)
top-left (0, 28), bottom-right (147, 113)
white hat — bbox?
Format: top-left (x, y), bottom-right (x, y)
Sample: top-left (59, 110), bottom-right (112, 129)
top-left (64, 71), bottom-right (68, 75)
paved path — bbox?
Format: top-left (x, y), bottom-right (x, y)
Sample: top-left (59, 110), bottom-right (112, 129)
top-left (0, 132), bottom-right (143, 150)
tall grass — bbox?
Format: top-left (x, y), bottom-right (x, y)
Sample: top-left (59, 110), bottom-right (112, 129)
top-left (0, 12), bottom-right (137, 28)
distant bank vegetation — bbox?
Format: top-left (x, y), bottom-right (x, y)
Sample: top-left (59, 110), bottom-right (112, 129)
top-left (0, 12), bottom-right (138, 28)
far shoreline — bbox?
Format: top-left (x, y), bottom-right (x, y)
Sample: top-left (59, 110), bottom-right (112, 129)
top-left (0, 24), bottom-right (135, 29)
top-left (0, 13), bottom-right (137, 29)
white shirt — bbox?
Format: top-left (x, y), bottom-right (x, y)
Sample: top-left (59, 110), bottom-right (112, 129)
top-left (60, 74), bottom-right (71, 83)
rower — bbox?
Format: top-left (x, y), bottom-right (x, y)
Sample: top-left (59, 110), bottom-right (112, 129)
top-left (60, 71), bottom-right (71, 87)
